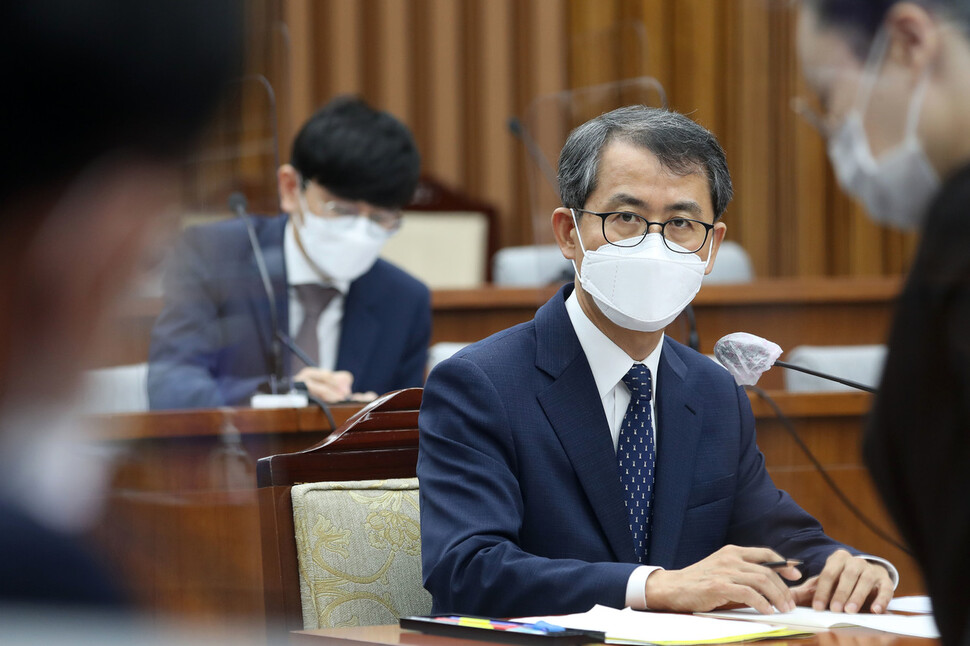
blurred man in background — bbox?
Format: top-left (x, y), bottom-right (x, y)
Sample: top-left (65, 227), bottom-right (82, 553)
top-left (148, 96), bottom-right (430, 409)
top-left (0, 0), bottom-right (240, 613)
top-left (797, 1), bottom-right (970, 644)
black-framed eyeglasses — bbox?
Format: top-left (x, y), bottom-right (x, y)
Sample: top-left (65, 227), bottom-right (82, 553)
top-left (573, 208), bottom-right (715, 253)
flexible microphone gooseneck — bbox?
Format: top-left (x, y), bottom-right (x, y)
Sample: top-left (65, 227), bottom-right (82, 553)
top-left (507, 117), bottom-right (561, 194)
top-left (230, 192), bottom-right (284, 395)
top-left (772, 359), bottom-right (876, 394)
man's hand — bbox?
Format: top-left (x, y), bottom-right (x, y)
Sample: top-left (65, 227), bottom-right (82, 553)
top-left (644, 545), bottom-right (802, 614)
top-left (292, 368), bottom-right (380, 403)
top-left (293, 367), bottom-right (354, 402)
top-left (792, 549), bottom-right (894, 614)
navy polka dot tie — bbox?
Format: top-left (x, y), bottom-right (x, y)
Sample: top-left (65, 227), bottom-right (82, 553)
top-left (618, 364), bottom-right (656, 564)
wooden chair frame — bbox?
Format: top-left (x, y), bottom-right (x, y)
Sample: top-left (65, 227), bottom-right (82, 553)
top-left (257, 388), bottom-right (422, 637)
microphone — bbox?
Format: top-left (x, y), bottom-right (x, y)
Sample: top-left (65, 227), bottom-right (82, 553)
top-left (507, 117), bottom-right (560, 194)
top-left (230, 192), bottom-right (285, 397)
top-left (714, 332), bottom-right (877, 393)
top-left (683, 304), bottom-right (700, 351)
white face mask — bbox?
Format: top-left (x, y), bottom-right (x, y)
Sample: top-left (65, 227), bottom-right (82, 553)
top-left (295, 193), bottom-right (392, 282)
top-left (572, 209), bottom-right (712, 333)
top-left (827, 29), bottom-right (940, 230)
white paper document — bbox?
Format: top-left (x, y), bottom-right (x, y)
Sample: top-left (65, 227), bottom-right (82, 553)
top-left (699, 607), bottom-right (940, 639)
top-left (515, 604), bottom-right (807, 645)
top-left (887, 595), bottom-right (933, 614)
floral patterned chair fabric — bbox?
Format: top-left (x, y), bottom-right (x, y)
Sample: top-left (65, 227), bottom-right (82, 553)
top-left (290, 477), bottom-right (432, 629)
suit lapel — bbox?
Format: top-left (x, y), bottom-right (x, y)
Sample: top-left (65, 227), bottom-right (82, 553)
top-left (647, 339), bottom-right (704, 567)
top-left (335, 277), bottom-right (379, 382)
top-left (535, 286), bottom-right (638, 563)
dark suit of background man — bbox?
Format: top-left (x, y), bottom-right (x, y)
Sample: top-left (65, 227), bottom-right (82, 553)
top-left (0, 0), bottom-right (240, 615)
top-left (149, 97), bottom-right (431, 409)
top-left (418, 106), bottom-right (897, 618)
top-left (797, 2), bottom-right (970, 644)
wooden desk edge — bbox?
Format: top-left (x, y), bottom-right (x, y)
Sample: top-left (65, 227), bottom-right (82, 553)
top-left (88, 403), bottom-right (365, 442)
top-left (85, 391), bottom-right (869, 444)
top-left (289, 624), bottom-right (936, 646)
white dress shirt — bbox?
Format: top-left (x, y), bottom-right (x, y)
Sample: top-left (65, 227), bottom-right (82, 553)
top-left (284, 220), bottom-right (348, 372)
top-left (564, 291), bottom-right (898, 609)
top-left (564, 291), bottom-right (662, 609)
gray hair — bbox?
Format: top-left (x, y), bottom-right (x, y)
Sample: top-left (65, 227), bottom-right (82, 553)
top-left (557, 106), bottom-right (733, 220)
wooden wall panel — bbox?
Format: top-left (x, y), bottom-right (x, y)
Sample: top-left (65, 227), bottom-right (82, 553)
top-left (243, 0), bottom-right (919, 278)
top-left (473, 0), bottom-right (517, 247)
top-left (723, 0), bottom-right (774, 277)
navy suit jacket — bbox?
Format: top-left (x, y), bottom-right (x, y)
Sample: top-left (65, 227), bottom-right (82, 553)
top-left (417, 284), bottom-right (854, 617)
top-left (148, 214), bottom-right (431, 409)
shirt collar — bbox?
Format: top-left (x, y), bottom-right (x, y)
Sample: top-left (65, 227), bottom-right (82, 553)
top-left (565, 289), bottom-right (664, 398)
top-left (284, 217), bottom-right (349, 292)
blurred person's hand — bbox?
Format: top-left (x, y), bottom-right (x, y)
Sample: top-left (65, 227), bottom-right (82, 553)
top-left (293, 368), bottom-right (378, 403)
top-left (294, 367), bottom-right (354, 402)
top-left (346, 391), bottom-right (378, 403)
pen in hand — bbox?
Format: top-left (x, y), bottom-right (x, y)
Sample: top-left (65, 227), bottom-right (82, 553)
top-left (760, 559), bottom-right (803, 569)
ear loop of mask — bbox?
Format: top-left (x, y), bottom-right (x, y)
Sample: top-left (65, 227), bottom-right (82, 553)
top-left (852, 27), bottom-right (891, 116)
top-left (852, 26), bottom-right (932, 146)
top-left (569, 208), bottom-right (587, 278)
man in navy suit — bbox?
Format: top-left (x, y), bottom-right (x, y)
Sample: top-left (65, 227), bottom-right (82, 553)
top-left (149, 97), bottom-right (431, 409)
top-left (418, 106), bottom-right (896, 617)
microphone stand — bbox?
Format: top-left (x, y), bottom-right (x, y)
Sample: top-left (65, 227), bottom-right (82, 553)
top-left (230, 192), bottom-right (285, 395)
top-left (507, 117), bottom-right (560, 194)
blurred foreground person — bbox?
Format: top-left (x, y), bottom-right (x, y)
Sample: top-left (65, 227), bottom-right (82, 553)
top-left (797, 1), bottom-right (970, 644)
top-left (148, 97), bottom-right (429, 409)
top-left (0, 0), bottom-right (240, 616)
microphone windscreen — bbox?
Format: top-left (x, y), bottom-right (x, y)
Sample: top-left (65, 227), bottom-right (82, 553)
top-left (714, 332), bottom-right (783, 386)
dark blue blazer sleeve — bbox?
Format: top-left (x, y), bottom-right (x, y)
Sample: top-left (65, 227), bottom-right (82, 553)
top-left (147, 225), bottom-right (234, 409)
top-left (723, 382), bottom-right (858, 576)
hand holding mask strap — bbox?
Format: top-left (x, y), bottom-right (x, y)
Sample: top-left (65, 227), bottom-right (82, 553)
top-left (826, 27), bottom-right (940, 230)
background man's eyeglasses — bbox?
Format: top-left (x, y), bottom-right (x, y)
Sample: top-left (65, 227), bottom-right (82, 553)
top-left (323, 200), bottom-right (402, 232)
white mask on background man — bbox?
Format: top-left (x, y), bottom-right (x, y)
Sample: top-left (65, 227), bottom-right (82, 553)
top-left (827, 29), bottom-right (940, 230)
top-left (571, 210), bottom-right (711, 333)
top-left (295, 192), bottom-right (392, 282)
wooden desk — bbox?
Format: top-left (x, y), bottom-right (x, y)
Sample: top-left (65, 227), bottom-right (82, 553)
top-left (96, 276), bottom-right (901, 373)
top-left (432, 277), bottom-right (901, 390)
top-left (290, 623), bottom-right (935, 646)
top-left (85, 390), bottom-right (922, 633)
top-left (88, 404), bottom-right (363, 626)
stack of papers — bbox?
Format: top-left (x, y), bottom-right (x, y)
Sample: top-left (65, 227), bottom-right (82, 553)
top-left (887, 595), bottom-right (933, 614)
top-left (515, 605), bottom-right (810, 645)
top-left (699, 607), bottom-right (940, 639)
